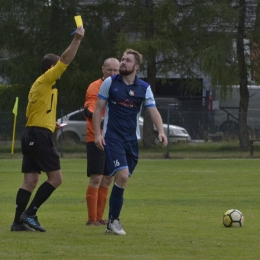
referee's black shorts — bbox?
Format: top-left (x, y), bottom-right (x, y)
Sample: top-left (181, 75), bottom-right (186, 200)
top-left (86, 142), bottom-right (108, 177)
top-left (21, 127), bottom-right (60, 174)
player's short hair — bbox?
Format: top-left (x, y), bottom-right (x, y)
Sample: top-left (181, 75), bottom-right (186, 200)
top-left (41, 53), bottom-right (60, 74)
top-left (123, 49), bottom-right (143, 65)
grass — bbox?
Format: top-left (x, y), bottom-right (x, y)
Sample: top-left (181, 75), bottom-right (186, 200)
top-left (1, 159), bottom-right (260, 259)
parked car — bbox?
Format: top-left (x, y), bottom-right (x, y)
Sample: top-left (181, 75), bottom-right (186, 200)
top-left (137, 116), bottom-right (191, 143)
top-left (56, 109), bottom-right (191, 144)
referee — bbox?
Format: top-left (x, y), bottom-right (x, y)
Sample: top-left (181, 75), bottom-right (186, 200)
top-left (11, 26), bottom-right (85, 232)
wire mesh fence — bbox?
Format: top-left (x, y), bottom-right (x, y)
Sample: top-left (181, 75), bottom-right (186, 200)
top-left (2, 105), bottom-right (260, 150)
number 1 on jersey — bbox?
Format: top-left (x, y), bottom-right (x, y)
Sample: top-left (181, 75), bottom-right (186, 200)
top-left (47, 94), bottom-right (54, 113)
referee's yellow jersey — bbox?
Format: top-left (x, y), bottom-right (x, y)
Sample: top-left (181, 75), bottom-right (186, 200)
top-left (26, 60), bottom-right (68, 133)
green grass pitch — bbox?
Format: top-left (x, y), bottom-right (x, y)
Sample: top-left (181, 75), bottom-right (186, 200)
top-left (1, 158), bottom-right (260, 259)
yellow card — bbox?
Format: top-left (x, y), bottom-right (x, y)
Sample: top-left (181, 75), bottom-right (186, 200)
top-left (74, 15), bottom-right (83, 27)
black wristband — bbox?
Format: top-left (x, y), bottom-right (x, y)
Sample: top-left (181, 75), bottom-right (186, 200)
top-left (83, 107), bottom-right (93, 119)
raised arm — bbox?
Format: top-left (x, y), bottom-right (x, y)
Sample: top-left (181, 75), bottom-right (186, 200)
top-left (60, 26), bottom-right (85, 65)
top-left (147, 107), bottom-right (168, 146)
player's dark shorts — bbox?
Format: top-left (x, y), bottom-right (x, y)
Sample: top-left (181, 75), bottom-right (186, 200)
top-left (86, 142), bottom-right (108, 177)
top-left (21, 127), bottom-right (60, 174)
top-left (104, 138), bottom-right (138, 177)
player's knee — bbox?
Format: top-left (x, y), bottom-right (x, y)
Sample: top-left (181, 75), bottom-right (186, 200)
top-left (22, 180), bottom-right (38, 192)
top-left (47, 171), bottom-right (63, 188)
top-left (50, 178), bottom-right (62, 188)
top-left (89, 174), bottom-right (103, 187)
top-left (101, 176), bottom-right (113, 188)
top-left (22, 174), bottom-right (39, 191)
top-left (54, 175), bottom-right (63, 187)
top-left (115, 175), bottom-right (128, 188)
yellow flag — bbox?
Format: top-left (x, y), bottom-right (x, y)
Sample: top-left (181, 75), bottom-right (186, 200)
top-left (74, 15), bottom-right (83, 27)
top-left (12, 97), bottom-right (19, 116)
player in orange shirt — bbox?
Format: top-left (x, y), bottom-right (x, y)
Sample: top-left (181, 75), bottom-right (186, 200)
top-left (84, 58), bottom-right (120, 226)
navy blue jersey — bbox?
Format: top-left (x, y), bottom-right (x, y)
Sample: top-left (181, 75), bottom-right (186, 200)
top-left (98, 74), bottom-right (156, 141)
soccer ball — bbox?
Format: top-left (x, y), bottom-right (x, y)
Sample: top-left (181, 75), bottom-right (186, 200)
top-left (223, 209), bottom-right (244, 227)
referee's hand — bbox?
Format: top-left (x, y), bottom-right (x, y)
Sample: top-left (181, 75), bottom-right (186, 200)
top-left (55, 122), bottom-right (61, 130)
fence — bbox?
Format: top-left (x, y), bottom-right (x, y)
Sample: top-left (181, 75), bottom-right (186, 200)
top-left (2, 106), bottom-right (260, 146)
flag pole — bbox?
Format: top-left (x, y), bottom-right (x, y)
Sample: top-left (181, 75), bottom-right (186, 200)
top-left (11, 114), bottom-right (17, 155)
top-left (11, 97), bottom-right (19, 155)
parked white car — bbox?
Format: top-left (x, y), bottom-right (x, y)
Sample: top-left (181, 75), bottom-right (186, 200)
top-left (137, 116), bottom-right (191, 143)
top-left (56, 109), bottom-right (191, 144)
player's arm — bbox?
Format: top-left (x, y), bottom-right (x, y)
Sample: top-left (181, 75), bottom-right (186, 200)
top-left (93, 98), bottom-right (107, 150)
top-left (147, 107), bottom-right (168, 146)
top-left (60, 26), bottom-right (85, 65)
top-left (84, 90), bottom-right (96, 119)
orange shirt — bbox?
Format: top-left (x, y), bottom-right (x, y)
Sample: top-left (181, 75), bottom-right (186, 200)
top-left (84, 78), bottom-right (104, 142)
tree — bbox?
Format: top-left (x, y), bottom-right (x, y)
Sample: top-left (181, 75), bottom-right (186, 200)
top-left (143, 0), bottom-right (158, 148)
top-left (0, 0), bottom-right (81, 111)
top-left (188, 0), bottom-right (258, 149)
top-left (237, 0), bottom-right (249, 149)
top-left (0, 0), bottom-right (121, 112)
top-left (152, 0), bottom-right (258, 149)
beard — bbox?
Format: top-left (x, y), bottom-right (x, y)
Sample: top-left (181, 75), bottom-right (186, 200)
top-left (119, 65), bottom-right (135, 76)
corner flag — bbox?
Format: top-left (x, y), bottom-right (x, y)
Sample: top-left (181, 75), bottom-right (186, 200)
top-left (12, 97), bottom-right (19, 116)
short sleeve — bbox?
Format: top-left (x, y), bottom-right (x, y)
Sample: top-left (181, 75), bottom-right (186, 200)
top-left (98, 77), bottom-right (112, 100)
top-left (144, 85), bottom-right (156, 107)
